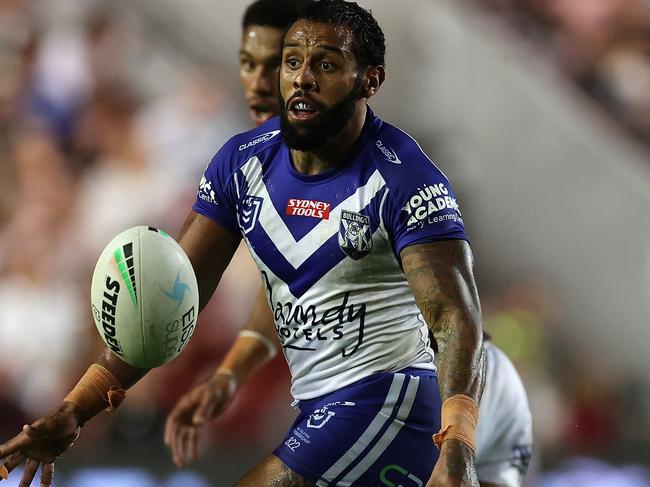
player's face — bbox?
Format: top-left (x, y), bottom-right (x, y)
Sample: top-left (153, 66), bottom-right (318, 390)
top-left (239, 25), bottom-right (283, 126)
top-left (279, 20), bottom-right (365, 151)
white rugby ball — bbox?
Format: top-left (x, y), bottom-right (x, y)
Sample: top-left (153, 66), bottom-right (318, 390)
top-left (90, 226), bottom-right (199, 368)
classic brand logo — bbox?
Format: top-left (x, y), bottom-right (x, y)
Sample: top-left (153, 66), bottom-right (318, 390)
top-left (376, 140), bottom-right (401, 164)
top-left (239, 195), bottom-right (263, 234)
top-left (238, 130), bottom-right (281, 151)
top-left (338, 210), bottom-right (372, 260)
top-left (286, 198), bottom-right (331, 219)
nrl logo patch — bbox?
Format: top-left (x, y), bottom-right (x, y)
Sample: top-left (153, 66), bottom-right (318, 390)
top-left (239, 195), bottom-right (263, 234)
top-left (338, 210), bottom-right (372, 260)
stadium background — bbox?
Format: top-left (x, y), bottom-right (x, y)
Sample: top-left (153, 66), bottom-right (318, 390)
top-left (0, 0), bottom-right (649, 485)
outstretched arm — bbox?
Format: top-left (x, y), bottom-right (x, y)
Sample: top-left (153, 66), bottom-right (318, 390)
top-left (164, 285), bottom-right (279, 467)
top-left (0, 212), bottom-right (240, 485)
top-left (401, 239), bottom-right (485, 487)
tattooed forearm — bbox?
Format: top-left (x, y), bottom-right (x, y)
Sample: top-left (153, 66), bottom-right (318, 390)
top-left (277, 464), bottom-right (316, 487)
top-left (401, 240), bottom-right (484, 401)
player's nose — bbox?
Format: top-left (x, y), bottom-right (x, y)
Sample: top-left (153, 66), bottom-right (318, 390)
top-left (252, 67), bottom-right (275, 95)
top-left (294, 64), bottom-right (317, 91)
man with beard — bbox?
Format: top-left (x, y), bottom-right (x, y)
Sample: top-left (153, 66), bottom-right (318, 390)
top-left (167, 1), bottom-right (533, 486)
top-left (0, 2), bottom-right (486, 486)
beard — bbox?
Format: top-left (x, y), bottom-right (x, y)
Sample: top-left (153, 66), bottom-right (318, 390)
top-left (280, 77), bottom-right (363, 152)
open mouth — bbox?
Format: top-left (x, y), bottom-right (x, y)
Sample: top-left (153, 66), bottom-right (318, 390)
top-left (288, 97), bottom-right (320, 122)
top-left (248, 100), bottom-right (277, 125)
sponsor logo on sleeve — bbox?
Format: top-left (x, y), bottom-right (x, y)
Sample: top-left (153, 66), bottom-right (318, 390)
top-left (286, 198), bottom-right (331, 219)
top-left (238, 130), bottom-right (281, 151)
top-left (376, 140), bottom-right (402, 164)
top-left (198, 175), bottom-right (217, 205)
top-left (402, 183), bottom-right (463, 228)
top-left (338, 210), bottom-right (372, 260)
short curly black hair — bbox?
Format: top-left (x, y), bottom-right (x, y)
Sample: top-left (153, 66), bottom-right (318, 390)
top-left (243, 0), bottom-right (313, 30)
top-left (292, 0), bottom-right (386, 68)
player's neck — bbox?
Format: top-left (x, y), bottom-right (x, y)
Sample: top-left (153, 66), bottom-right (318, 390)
top-left (290, 104), bottom-right (367, 176)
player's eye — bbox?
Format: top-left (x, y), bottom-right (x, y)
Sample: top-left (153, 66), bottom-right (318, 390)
top-left (240, 60), bottom-right (255, 72)
top-left (286, 58), bottom-right (301, 69)
top-left (321, 62), bottom-right (334, 72)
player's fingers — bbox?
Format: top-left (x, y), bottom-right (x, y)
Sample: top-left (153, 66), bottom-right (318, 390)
top-left (4, 452), bottom-right (26, 474)
top-left (185, 426), bottom-right (198, 465)
top-left (171, 425), bottom-right (186, 467)
top-left (192, 391), bottom-right (219, 425)
top-left (164, 410), bottom-right (181, 447)
top-left (177, 426), bottom-right (192, 468)
top-left (40, 463), bottom-right (53, 487)
top-left (190, 427), bottom-right (200, 464)
top-left (18, 459), bottom-right (39, 487)
top-left (0, 430), bottom-right (31, 460)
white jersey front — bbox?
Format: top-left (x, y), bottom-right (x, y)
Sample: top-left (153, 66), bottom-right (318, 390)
top-left (476, 342), bottom-right (533, 486)
top-left (193, 110), bottom-right (468, 399)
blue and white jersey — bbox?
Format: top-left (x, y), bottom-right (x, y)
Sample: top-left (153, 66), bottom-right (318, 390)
top-left (193, 108), bottom-right (467, 400)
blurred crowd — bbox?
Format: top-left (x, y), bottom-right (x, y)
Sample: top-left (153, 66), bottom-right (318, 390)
top-left (0, 0), bottom-right (648, 485)
top-left (474, 0), bottom-right (650, 147)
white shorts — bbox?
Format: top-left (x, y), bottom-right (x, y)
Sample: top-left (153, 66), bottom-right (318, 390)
top-left (475, 342), bottom-right (533, 487)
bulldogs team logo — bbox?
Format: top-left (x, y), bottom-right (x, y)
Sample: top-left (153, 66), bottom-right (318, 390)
top-left (338, 210), bottom-right (372, 260)
top-left (306, 401), bottom-right (356, 429)
top-left (239, 195), bottom-right (263, 234)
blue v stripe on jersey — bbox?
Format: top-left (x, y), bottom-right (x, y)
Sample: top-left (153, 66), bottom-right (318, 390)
top-left (245, 189), bottom-right (386, 298)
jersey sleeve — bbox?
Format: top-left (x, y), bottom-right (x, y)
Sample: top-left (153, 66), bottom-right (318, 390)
top-left (382, 155), bottom-right (468, 256)
top-left (192, 142), bottom-right (241, 235)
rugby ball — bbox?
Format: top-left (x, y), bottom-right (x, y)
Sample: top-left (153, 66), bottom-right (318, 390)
top-left (90, 226), bottom-right (199, 368)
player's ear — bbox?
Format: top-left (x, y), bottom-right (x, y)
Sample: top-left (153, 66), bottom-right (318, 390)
top-left (363, 65), bottom-right (385, 99)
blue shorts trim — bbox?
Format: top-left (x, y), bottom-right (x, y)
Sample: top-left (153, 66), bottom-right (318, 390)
top-left (274, 368), bottom-right (440, 486)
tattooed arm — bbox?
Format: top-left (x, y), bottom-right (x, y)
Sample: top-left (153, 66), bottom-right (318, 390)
top-left (401, 240), bottom-right (485, 486)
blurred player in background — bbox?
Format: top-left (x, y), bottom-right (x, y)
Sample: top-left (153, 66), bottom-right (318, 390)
top-left (0, 1), bottom-right (485, 486)
top-left (163, 0), bottom-right (311, 470)
top-left (164, 1), bottom-right (533, 486)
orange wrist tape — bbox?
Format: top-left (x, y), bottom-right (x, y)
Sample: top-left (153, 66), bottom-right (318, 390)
top-left (432, 394), bottom-right (479, 454)
top-left (64, 364), bottom-right (126, 415)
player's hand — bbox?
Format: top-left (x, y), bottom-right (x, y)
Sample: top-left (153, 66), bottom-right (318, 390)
top-left (164, 371), bottom-right (237, 468)
top-left (426, 440), bottom-right (479, 487)
top-left (0, 402), bottom-right (81, 486)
